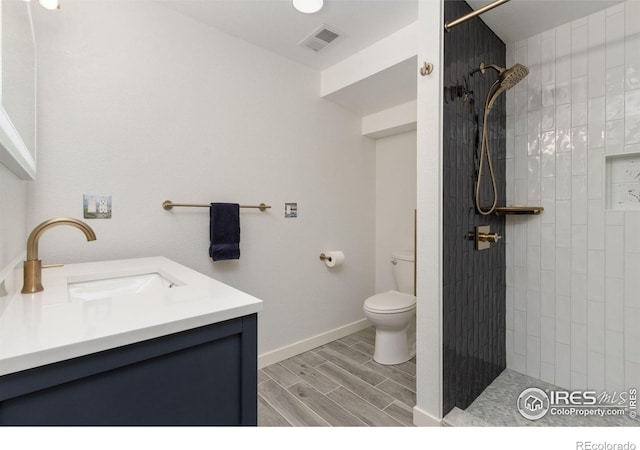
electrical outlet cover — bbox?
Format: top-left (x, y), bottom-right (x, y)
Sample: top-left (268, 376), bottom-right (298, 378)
top-left (84, 194), bottom-right (112, 219)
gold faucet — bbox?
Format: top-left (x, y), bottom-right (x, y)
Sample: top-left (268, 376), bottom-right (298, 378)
top-left (22, 218), bottom-right (97, 294)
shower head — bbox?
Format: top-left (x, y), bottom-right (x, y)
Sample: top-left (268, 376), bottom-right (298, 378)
top-left (498, 63), bottom-right (529, 90)
top-left (478, 62), bottom-right (529, 111)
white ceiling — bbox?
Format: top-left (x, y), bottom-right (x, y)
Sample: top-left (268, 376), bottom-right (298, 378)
top-left (160, 0), bottom-right (418, 71)
top-left (158, 0), bottom-right (625, 116)
top-left (466, 0), bottom-right (624, 44)
top-left (161, 0), bottom-right (624, 72)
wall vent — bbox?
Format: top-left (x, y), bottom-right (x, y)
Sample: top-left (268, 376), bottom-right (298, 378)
top-left (299, 24), bottom-right (342, 52)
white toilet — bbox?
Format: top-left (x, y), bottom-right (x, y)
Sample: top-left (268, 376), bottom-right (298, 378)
top-left (363, 250), bottom-right (416, 365)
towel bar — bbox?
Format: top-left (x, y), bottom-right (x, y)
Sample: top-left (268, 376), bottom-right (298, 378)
top-left (162, 200), bottom-right (271, 212)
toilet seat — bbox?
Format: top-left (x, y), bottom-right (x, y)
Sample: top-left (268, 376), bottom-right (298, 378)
top-left (364, 290), bottom-right (416, 314)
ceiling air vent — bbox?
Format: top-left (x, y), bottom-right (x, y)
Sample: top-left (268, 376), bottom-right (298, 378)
top-left (299, 24), bottom-right (341, 52)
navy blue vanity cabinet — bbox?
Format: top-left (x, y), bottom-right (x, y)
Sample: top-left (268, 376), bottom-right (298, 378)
top-left (0, 314), bottom-right (257, 426)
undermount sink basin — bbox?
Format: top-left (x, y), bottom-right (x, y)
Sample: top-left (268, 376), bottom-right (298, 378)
top-left (67, 272), bottom-right (181, 301)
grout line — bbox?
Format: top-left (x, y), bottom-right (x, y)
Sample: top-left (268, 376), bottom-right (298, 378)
top-left (331, 379), bottom-right (396, 412)
top-left (319, 360), bottom-right (396, 410)
top-left (373, 377), bottom-right (388, 388)
top-left (382, 400), bottom-right (415, 426)
top-left (288, 380), bottom-right (367, 427)
top-left (261, 380), bottom-right (330, 427)
top-left (392, 363), bottom-right (417, 377)
top-left (324, 386), bottom-right (341, 396)
top-left (257, 392), bottom-right (294, 427)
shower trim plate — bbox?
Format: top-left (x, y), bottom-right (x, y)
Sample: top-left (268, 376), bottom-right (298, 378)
top-left (468, 225), bottom-right (501, 251)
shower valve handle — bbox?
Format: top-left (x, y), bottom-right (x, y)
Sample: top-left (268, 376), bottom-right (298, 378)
top-left (468, 226), bottom-right (501, 251)
top-left (477, 232), bottom-right (501, 243)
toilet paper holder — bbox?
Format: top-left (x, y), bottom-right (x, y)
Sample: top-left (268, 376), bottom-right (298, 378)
top-left (319, 253), bottom-right (332, 262)
top-left (319, 251), bottom-right (345, 267)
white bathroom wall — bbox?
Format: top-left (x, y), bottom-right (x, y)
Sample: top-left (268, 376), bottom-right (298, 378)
top-left (505, 0), bottom-right (640, 393)
top-left (27, 1), bottom-right (376, 355)
top-left (375, 130), bottom-right (416, 293)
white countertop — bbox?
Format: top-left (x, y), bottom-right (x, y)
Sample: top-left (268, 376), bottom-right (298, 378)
top-left (0, 257), bottom-right (262, 376)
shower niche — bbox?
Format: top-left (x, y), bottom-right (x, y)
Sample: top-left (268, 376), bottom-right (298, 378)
top-left (605, 152), bottom-right (640, 210)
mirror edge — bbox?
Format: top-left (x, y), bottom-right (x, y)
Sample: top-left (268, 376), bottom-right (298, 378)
top-left (0, 104), bottom-right (35, 180)
top-left (0, 0), bottom-right (36, 181)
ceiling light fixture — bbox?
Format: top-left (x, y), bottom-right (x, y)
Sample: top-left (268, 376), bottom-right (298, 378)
top-left (292, 0), bottom-right (323, 14)
top-left (38, 0), bottom-right (60, 10)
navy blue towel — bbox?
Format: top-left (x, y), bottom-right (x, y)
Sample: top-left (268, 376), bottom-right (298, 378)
top-left (209, 203), bottom-right (240, 261)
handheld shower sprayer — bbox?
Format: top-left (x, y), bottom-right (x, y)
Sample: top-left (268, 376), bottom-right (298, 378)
top-left (477, 63), bottom-right (529, 110)
top-left (472, 62), bottom-right (529, 215)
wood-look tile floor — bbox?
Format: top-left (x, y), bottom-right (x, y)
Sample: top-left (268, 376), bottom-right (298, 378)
top-left (258, 327), bottom-right (416, 427)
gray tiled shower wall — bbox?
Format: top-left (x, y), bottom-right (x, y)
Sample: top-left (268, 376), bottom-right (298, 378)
top-left (442, 1), bottom-right (507, 415)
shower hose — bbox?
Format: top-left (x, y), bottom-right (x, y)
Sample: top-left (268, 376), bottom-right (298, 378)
top-left (475, 79), bottom-right (501, 216)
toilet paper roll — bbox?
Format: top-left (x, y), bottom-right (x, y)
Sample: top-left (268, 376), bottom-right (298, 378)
top-left (323, 251), bottom-right (345, 268)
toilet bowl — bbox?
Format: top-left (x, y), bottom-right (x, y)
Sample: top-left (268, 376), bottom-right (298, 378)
top-left (364, 290), bottom-right (416, 365)
top-left (363, 250), bottom-right (416, 365)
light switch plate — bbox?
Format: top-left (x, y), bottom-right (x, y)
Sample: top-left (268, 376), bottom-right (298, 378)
top-left (84, 194), bottom-right (112, 219)
top-left (285, 203), bottom-right (297, 218)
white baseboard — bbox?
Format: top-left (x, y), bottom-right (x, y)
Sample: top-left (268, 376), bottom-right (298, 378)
top-left (413, 405), bottom-right (442, 427)
top-left (258, 318), bottom-right (371, 369)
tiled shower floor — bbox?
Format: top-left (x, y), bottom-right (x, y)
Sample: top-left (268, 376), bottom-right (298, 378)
top-left (444, 369), bottom-right (640, 427)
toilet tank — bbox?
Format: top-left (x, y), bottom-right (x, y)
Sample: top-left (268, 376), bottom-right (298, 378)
top-left (391, 250), bottom-right (415, 294)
